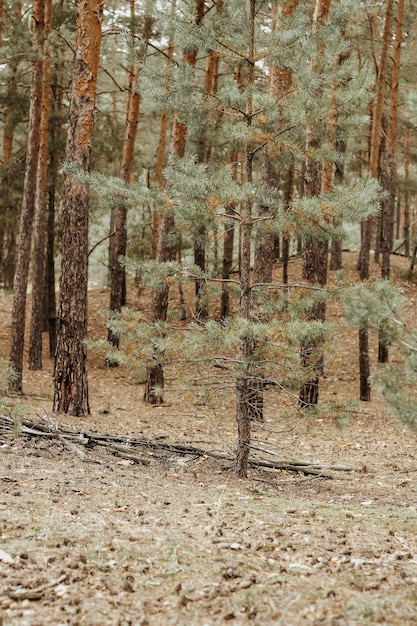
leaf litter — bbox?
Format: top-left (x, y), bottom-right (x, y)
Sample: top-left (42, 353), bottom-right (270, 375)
top-left (1, 253), bottom-right (417, 624)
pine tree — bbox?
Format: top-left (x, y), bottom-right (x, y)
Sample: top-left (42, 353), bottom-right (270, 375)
top-left (107, 0), bottom-right (379, 477)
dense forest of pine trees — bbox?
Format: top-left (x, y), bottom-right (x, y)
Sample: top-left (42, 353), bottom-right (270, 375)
top-left (2, 0), bottom-right (417, 476)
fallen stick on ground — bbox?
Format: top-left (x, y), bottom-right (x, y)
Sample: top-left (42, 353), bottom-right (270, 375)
top-left (0, 414), bottom-right (361, 478)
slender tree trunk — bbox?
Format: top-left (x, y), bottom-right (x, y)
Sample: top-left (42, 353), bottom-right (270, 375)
top-left (359, 0), bottom-right (393, 273)
top-left (0, 57), bottom-right (19, 286)
top-left (46, 186), bottom-right (56, 357)
top-left (194, 50), bottom-right (219, 321)
top-left (0, 3), bottom-right (22, 289)
top-left (403, 129), bottom-right (410, 257)
top-left (235, 0), bottom-right (255, 478)
top-left (378, 0), bottom-right (404, 363)
top-left (253, 155), bottom-right (278, 284)
top-left (45, 63), bottom-right (64, 358)
top-left (329, 138), bottom-right (345, 270)
top-left (9, 0), bottom-right (45, 393)
top-left (299, 0), bottom-right (331, 409)
top-left (221, 151), bottom-right (238, 319)
top-left (29, 0), bottom-right (52, 370)
top-left (220, 63), bottom-right (243, 318)
top-left (153, 107), bottom-right (170, 256)
top-left (53, 0), bottom-right (103, 415)
top-left (282, 165), bottom-right (295, 284)
top-left (152, 0), bottom-right (175, 257)
top-left (144, 0), bottom-right (204, 404)
top-left (107, 12), bottom-right (154, 357)
top-left (357, 0), bottom-right (393, 401)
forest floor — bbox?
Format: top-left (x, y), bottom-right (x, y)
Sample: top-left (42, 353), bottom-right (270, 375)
top-left (1, 252), bottom-right (417, 625)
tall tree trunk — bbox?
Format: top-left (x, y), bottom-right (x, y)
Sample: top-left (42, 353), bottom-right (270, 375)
top-left (45, 62), bottom-right (64, 359)
top-left (194, 50), bottom-right (219, 321)
top-left (235, 0), bottom-right (255, 478)
top-left (53, 0), bottom-right (103, 415)
top-left (403, 129), bottom-right (410, 257)
top-left (0, 3), bottom-right (22, 289)
top-left (378, 0), bottom-right (404, 363)
top-left (282, 165), bottom-right (295, 284)
top-left (359, 0), bottom-right (393, 275)
top-left (29, 0), bottom-right (52, 370)
top-left (329, 138), bottom-right (346, 270)
top-left (357, 0), bottom-right (393, 401)
top-left (152, 0), bottom-right (175, 257)
top-left (220, 151), bottom-right (239, 319)
top-left (0, 55), bottom-right (20, 287)
top-left (253, 154), bottom-right (278, 284)
top-left (144, 0), bottom-right (205, 404)
top-left (107, 11), bottom-right (154, 357)
top-left (298, 0), bottom-right (331, 409)
top-left (254, 0), bottom-right (296, 285)
top-left (220, 62), bottom-right (243, 318)
top-left (9, 0), bottom-right (45, 393)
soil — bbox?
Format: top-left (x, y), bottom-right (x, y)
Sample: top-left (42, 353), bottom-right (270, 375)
top-left (1, 252), bottom-right (417, 626)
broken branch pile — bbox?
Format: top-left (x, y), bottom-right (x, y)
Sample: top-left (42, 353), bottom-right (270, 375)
top-left (0, 414), bottom-right (359, 478)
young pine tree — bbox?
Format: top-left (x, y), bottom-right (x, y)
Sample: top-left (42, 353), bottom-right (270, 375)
top-left (100, 0), bottom-right (382, 476)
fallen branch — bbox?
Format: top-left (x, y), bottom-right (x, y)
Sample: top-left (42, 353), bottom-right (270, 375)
top-left (5, 574), bottom-right (67, 601)
top-left (0, 414), bottom-right (360, 478)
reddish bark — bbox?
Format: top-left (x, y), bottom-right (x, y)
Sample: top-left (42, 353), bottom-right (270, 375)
top-left (145, 0), bottom-right (205, 404)
top-left (53, 0), bottom-right (104, 415)
top-left (298, 0), bottom-right (331, 408)
top-left (9, 0), bottom-right (45, 393)
top-left (29, 0), bottom-right (52, 371)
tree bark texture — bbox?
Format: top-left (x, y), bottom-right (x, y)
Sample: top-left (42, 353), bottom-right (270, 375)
top-left (253, 154), bottom-right (278, 285)
top-left (9, 0), bottom-right (45, 393)
top-left (378, 0), bottom-right (404, 364)
top-left (329, 138), bottom-right (345, 270)
top-left (234, 0), bottom-right (255, 478)
top-left (145, 0), bottom-right (204, 403)
top-left (53, 0), bottom-right (103, 415)
top-left (282, 165), bottom-right (295, 284)
top-left (107, 12), bottom-right (155, 355)
top-left (403, 130), bottom-right (410, 257)
top-left (194, 48), bottom-right (220, 321)
top-left (29, 0), bottom-right (52, 370)
top-left (0, 52), bottom-right (20, 287)
top-left (298, 0), bottom-right (331, 408)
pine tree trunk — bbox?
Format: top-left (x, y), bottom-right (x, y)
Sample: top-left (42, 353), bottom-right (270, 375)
top-left (282, 165), bottom-right (295, 284)
top-left (45, 63), bottom-right (64, 358)
top-left (253, 155), bottom-right (278, 285)
top-left (378, 0), bottom-right (404, 364)
top-left (298, 0), bottom-right (332, 409)
top-left (29, 0), bottom-right (52, 370)
top-left (145, 0), bottom-right (204, 403)
top-left (235, 0), bottom-right (256, 478)
top-left (46, 186), bottom-right (56, 357)
top-left (329, 138), bottom-right (346, 271)
top-left (359, 326), bottom-right (370, 401)
top-left (9, 0), bottom-right (45, 393)
top-left (194, 50), bottom-right (219, 321)
top-left (403, 130), bottom-right (410, 257)
top-left (0, 55), bottom-right (20, 287)
top-left (53, 0), bottom-right (103, 415)
top-left (107, 12), bottom-right (154, 356)
top-left (220, 188), bottom-right (236, 319)
top-left (357, 0), bottom-right (393, 400)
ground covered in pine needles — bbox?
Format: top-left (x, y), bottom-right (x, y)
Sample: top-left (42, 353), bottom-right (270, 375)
top-left (1, 253), bottom-right (417, 625)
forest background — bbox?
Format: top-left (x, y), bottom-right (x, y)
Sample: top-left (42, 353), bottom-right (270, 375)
top-left (2, 1), bottom-right (417, 623)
